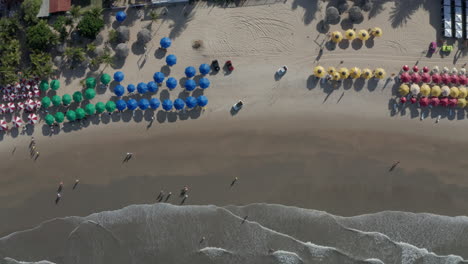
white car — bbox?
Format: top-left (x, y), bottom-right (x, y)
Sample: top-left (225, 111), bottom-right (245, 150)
top-left (232, 100), bottom-right (244, 111)
top-left (277, 65), bottom-right (288, 76)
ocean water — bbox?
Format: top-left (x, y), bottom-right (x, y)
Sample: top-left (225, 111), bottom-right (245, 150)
top-left (1, 203), bottom-right (467, 264)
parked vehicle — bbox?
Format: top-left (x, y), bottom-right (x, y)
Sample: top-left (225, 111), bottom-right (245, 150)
top-left (232, 100), bottom-right (243, 111)
top-left (429, 42), bottom-right (437, 53)
top-left (276, 65), bottom-right (288, 76)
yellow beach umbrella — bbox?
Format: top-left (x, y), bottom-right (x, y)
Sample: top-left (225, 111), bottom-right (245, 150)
top-left (328, 66), bottom-right (337, 75)
top-left (374, 68), bottom-right (386, 79)
top-left (420, 84), bottom-right (430, 97)
top-left (349, 67), bottom-right (361, 79)
top-left (450, 87), bottom-right (460, 98)
top-left (313, 66), bottom-right (326, 78)
top-left (458, 98), bottom-right (467, 108)
top-left (362, 68), bottom-right (373, 79)
top-left (332, 72), bottom-right (341, 81)
top-left (345, 29), bottom-right (356, 40)
top-left (431, 85), bottom-right (441, 97)
top-left (331, 31), bottom-right (343, 43)
top-left (441, 86), bottom-right (450, 97)
top-left (458, 86), bottom-right (467, 98)
top-left (358, 30), bottom-right (370, 41)
top-left (398, 84), bottom-right (409, 96)
top-left (372, 27), bottom-right (383, 37)
top-left (339, 67), bottom-right (349, 79)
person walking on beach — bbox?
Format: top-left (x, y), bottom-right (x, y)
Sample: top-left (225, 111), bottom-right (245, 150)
top-left (73, 179), bottom-right (79, 190)
top-left (389, 161), bottom-right (400, 172)
top-left (165, 192), bottom-right (172, 202)
top-left (57, 182), bottom-right (63, 193)
top-left (181, 194), bottom-right (188, 205)
top-left (157, 190), bottom-right (164, 201)
top-left (180, 186), bottom-right (189, 197)
top-left (230, 177), bottom-right (238, 187)
top-left (55, 193), bottom-right (61, 204)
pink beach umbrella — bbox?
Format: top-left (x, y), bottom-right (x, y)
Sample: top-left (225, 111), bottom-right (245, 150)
top-left (430, 97), bottom-right (440, 106)
top-left (431, 74), bottom-right (441, 84)
top-left (400, 97), bottom-right (407, 103)
top-left (441, 73), bottom-right (450, 84)
top-left (400, 72), bottom-right (411, 83)
top-left (17, 102), bottom-right (24, 111)
top-left (0, 104), bottom-right (6, 114)
top-left (25, 99), bottom-right (35, 112)
top-left (413, 65), bottom-right (419, 72)
top-left (459, 75), bottom-right (468, 85)
top-left (402, 65), bottom-right (410, 72)
top-left (440, 97), bottom-right (449, 107)
top-left (13, 116), bottom-right (23, 127)
top-left (419, 97), bottom-right (429, 107)
top-left (421, 73), bottom-right (431, 83)
top-left (423, 66), bottom-right (429, 73)
top-left (449, 98), bottom-right (458, 107)
top-left (27, 113), bottom-right (38, 124)
top-left (7, 102), bottom-right (15, 113)
top-left (410, 97), bottom-right (417, 104)
top-left (411, 73), bottom-right (421, 83)
top-left (0, 119), bottom-right (7, 131)
top-left (451, 75), bottom-right (459, 84)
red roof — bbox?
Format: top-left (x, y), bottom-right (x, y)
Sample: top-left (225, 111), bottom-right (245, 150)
top-left (49, 0), bottom-right (71, 13)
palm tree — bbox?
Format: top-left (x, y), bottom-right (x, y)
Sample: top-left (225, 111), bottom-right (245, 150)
top-left (100, 50), bottom-right (114, 69)
top-left (70, 5), bottom-right (82, 20)
top-left (64, 47), bottom-right (86, 64)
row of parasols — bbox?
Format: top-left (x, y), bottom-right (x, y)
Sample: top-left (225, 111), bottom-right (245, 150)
top-left (398, 84), bottom-right (468, 108)
top-left (330, 27), bottom-right (382, 43)
top-left (0, 114), bottom-right (39, 130)
top-left (313, 66), bottom-right (386, 80)
top-left (400, 65), bottom-right (468, 85)
top-left (0, 99), bottom-right (41, 114)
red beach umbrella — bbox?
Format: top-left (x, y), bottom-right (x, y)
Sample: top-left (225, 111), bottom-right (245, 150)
top-left (27, 113), bottom-right (38, 124)
top-left (410, 97), bottom-right (417, 104)
top-left (449, 98), bottom-right (458, 107)
top-left (432, 74), bottom-right (441, 84)
top-left (440, 97), bottom-right (449, 107)
top-left (13, 116), bottom-right (23, 127)
top-left (0, 119), bottom-right (7, 131)
top-left (421, 73), bottom-right (431, 83)
top-left (25, 99), bottom-right (35, 112)
top-left (400, 97), bottom-right (407, 103)
top-left (17, 102), bottom-right (24, 111)
top-left (430, 97), bottom-right (440, 106)
top-left (459, 75), bottom-right (468, 85)
top-left (413, 65), bottom-right (419, 72)
top-left (423, 66), bottom-right (429, 73)
top-left (0, 104), bottom-right (6, 114)
top-left (450, 75), bottom-right (459, 84)
top-left (34, 100), bottom-right (41, 109)
top-left (7, 102), bottom-right (15, 113)
top-left (419, 97), bottom-right (429, 107)
top-left (441, 73), bottom-right (450, 84)
top-left (411, 73), bottom-right (421, 83)
top-left (402, 65), bottom-right (410, 72)
top-left (400, 72), bottom-right (411, 83)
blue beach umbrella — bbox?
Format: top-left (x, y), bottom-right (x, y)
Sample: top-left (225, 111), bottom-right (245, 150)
top-left (147, 81), bottom-right (158, 93)
top-left (149, 98), bottom-right (160, 109)
top-left (127, 84), bottom-right (135, 93)
top-left (160, 37), bottom-right (172, 49)
top-left (162, 99), bottom-right (173, 111)
top-left (184, 79), bottom-right (196, 91)
top-left (114, 71), bottom-right (124, 82)
top-left (197, 95), bottom-right (208, 107)
top-left (116, 11), bottom-right (127, 22)
top-left (166, 77), bottom-right (177, 90)
top-left (137, 82), bottom-right (148, 94)
top-left (127, 99), bottom-right (138, 110)
top-left (174, 98), bottom-right (185, 110)
top-left (165, 54), bottom-right (177, 66)
top-left (185, 66), bottom-right (196, 78)
top-left (185, 96), bottom-right (197, 109)
top-left (114, 85), bottom-right (125, 96)
top-left (139, 99), bottom-right (149, 110)
top-left (116, 99), bottom-right (127, 111)
top-left (199, 78), bottom-right (210, 89)
top-left (199, 64), bottom-right (210, 75)
top-left (153, 72), bottom-right (165, 84)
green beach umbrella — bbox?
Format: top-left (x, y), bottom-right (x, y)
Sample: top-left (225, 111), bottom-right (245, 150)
top-left (62, 94), bottom-right (72, 105)
top-left (85, 103), bottom-right (96, 115)
top-left (100, 73), bottom-right (111, 85)
top-left (50, 79), bottom-right (60, 91)
top-left (73, 91), bottom-right (83, 103)
top-left (52, 95), bottom-right (62, 106)
top-left (84, 88), bottom-right (96, 100)
top-left (75, 108), bottom-right (86, 119)
top-left (105, 101), bottom-right (116, 112)
top-left (39, 80), bottom-right (49, 92)
top-left (44, 114), bottom-right (55, 125)
top-left (41, 97), bottom-right (51, 108)
top-left (95, 102), bottom-right (105, 113)
top-left (66, 110), bottom-right (76, 121)
top-left (86, 77), bottom-right (96, 88)
top-left (54, 112), bottom-right (64, 123)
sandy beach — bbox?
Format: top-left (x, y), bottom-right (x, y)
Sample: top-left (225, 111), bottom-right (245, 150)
top-left (2, 0), bottom-right (468, 262)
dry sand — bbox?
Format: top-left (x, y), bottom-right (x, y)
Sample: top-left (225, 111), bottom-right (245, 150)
top-left (2, 0), bottom-right (468, 239)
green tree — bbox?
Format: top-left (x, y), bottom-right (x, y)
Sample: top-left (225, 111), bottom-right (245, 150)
top-left (21, 0), bottom-right (42, 24)
top-left (86, 43), bottom-right (96, 53)
top-left (27, 51), bottom-right (53, 79)
top-left (77, 8), bottom-right (104, 39)
top-left (100, 48), bottom-right (114, 69)
top-left (150, 10), bottom-right (159, 22)
top-left (70, 5), bottom-right (82, 21)
top-left (108, 29), bottom-right (117, 43)
top-left (52, 16), bottom-right (66, 31)
top-left (64, 47), bottom-right (86, 64)
top-left (26, 20), bottom-right (57, 50)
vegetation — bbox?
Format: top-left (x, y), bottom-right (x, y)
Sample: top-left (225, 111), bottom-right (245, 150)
top-left (108, 29), bottom-right (118, 43)
top-left (27, 51), bottom-right (54, 79)
top-left (77, 8), bottom-right (104, 39)
top-left (149, 10), bottom-right (159, 22)
top-left (70, 5), bottom-right (82, 22)
top-left (21, 0), bottom-right (42, 24)
top-left (100, 47), bottom-right (114, 68)
top-left (53, 16), bottom-right (68, 41)
top-left (26, 20), bottom-right (57, 50)
top-left (87, 43), bottom-right (96, 53)
top-left (0, 18), bottom-right (21, 86)
top-left (64, 47), bottom-right (86, 64)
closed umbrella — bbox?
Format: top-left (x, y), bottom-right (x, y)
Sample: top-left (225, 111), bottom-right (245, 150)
top-left (398, 84), bottom-right (409, 96)
top-left (84, 88), bottom-right (96, 100)
top-left (138, 99), bottom-right (149, 110)
top-left (328, 67), bottom-right (336, 75)
top-left (345, 29), bottom-right (355, 40)
top-left (149, 98), bottom-right (160, 109)
top-left (331, 31), bottom-right (342, 43)
top-left (127, 99), bottom-right (138, 110)
top-left (420, 84), bottom-right (430, 97)
top-left (116, 99), bottom-right (127, 111)
top-left (62, 94), bottom-right (72, 105)
top-left (127, 84), bottom-right (136, 93)
top-left (41, 97), bottom-right (51, 108)
top-left (422, 66), bottom-right (429, 73)
top-left (432, 66), bottom-right (439, 74)
top-left (458, 87), bottom-right (467, 98)
top-left (372, 27), bottom-right (382, 37)
top-left (73, 91), bottom-right (83, 103)
top-left (450, 87), bottom-right (460, 98)
top-left (199, 78), bottom-right (210, 89)
top-left (458, 98), bottom-right (467, 108)
top-left (50, 79), bottom-right (60, 90)
top-left (313, 66), bottom-right (326, 78)
top-left (413, 65), bottom-right (419, 73)
top-left (166, 54), bottom-right (177, 66)
top-left (199, 64), bottom-right (211, 75)
top-left (441, 86), bottom-right (450, 96)
top-left (160, 37), bottom-right (172, 49)
top-left (28, 113), bottom-right (38, 124)
top-left (153, 72), bottom-right (165, 83)
top-left (358, 30), bottom-right (369, 41)
top-left (460, 68), bottom-right (467, 75)
top-left (452, 67), bottom-right (458, 75)
top-left (421, 73), bottom-right (431, 83)
top-left (166, 77), bottom-right (177, 90)
top-left (54, 112), bottom-right (64, 123)
top-left (45, 114), bottom-right (55, 125)
top-left (431, 74), bottom-right (441, 84)
top-left (185, 66), bottom-right (196, 78)
top-left (374, 68), bottom-right (386, 79)
top-left (86, 77), bottom-right (96, 89)
top-left (101, 73), bottom-right (111, 85)
top-left (410, 84), bottom-right (420, 96)
top-left (339, 68), bottom-right (349, 79)
top-left (66, 110), bottom-right (76, 121)
top-left (96, 102), bottom-right (106, 113)
top-left (185, 96), bottom-right (197, 109)
top-left (85, 103), bottom-right (96, 115)
top-left (400, 97), bottom-right (407, 103)
top-left (137, 82), bottom-right (148, 94)
top-left (173, 98), bottom-right (185, 110)
top-left (75, 108), bottom-right (86, 119)
top-left (443, 67), bottom-right (449, 73)
top-left (114, 85), bottom-right (125, 96)
top-left (39, 80), bottom-right (49, 92)
top-left (184, 79), bottom-right (196, 91)
top-left (197, 95), bottom-right (208, 107)
top-left (400, 72), bottom-right (410, 83)
top-left (431, 85), bottom-right (441, 97)
top-left (52, 95), bottom-right (61, 106)
top-left (402, 65), bottom-right (409, 72)
top-left (105, 101), bottom-right (116, 112)
top-left (162, 99), bottom-right (173, 111)
top-left (362, 68), bottom-right (373, 79)
top-left (349, 67), bottom-right (361, 79)
top-left (411, 73), bottom-right (421, 83)
top-left (114, 71), bottom-right (124, 82)
top-left (147, 81), bottom-right (158, 93)
top-left (116, 11), bottom-right (126, 22)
